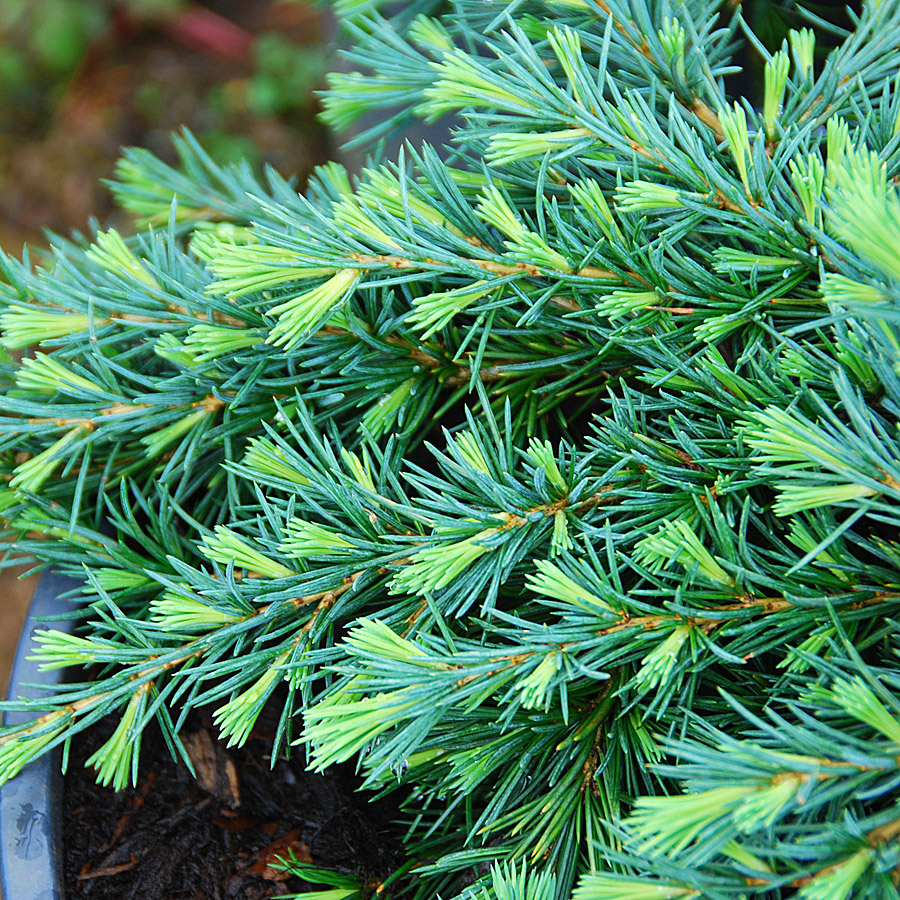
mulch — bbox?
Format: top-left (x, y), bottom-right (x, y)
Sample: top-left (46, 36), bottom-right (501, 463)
top-left (64, 703), bottom-right (397, 900)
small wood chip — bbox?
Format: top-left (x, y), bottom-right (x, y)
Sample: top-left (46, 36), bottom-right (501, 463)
top-left (182, 729), bottom-right (241, 808)
top-left (245, 828), bottom-right (312, 881)
top-left (76, 858), bottom-right (138, 880)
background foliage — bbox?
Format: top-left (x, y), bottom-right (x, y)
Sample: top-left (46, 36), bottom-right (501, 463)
top-left (0, 0), bottom-right (329, 257)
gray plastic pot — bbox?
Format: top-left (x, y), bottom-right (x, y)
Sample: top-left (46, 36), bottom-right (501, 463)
top-left (0, 572), bottom-right (80, 900)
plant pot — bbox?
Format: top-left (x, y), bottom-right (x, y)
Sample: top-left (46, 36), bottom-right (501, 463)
top-left (0, 571), bottom-right (80, 900)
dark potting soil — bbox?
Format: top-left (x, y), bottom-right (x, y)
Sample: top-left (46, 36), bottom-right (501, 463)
top-left (64, 703), bottom-right (397, 900)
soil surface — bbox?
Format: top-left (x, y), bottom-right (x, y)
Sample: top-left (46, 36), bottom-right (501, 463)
top-left (64, 703), bottom-right (397, 900)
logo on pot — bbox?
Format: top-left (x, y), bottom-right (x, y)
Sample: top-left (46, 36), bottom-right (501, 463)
top-left (15, 803), bottom-right (48, 860)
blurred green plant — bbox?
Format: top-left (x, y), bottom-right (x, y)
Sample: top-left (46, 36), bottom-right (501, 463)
top-left (2, 0), bottom-right (108, 76)
top-left (248, 33), bottom-right (327, 116)
top-left (0, 0), bottom-right (106, 129)
top-left (0, 0), bottom-right (325, 146)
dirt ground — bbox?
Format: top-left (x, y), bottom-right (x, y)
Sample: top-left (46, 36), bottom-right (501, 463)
top-left (64, 702), bottom-right (397, 899)
top-left (0, 567), bottom-right (40, 695)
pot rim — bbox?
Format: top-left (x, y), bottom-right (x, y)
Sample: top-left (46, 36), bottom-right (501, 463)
top-left (0, 571), bottom-right (81, 900)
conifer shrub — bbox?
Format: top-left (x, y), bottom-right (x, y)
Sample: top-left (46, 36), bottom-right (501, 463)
top-left (1, 2), bottom-right (900, 898)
